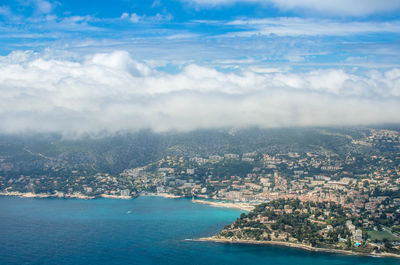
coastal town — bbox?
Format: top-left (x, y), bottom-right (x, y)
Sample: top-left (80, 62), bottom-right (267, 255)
top-left (205, 199), bottom-right (400, 257)
top-left (0, 128), bottom-right (399, 256)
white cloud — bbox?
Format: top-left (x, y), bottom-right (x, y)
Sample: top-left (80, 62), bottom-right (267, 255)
top-left (34, 0), bottom-right (54, 14)
top-left (268, 0), bottom-right (400, 16)
top-left (0, 50), bottom-right (399, 135)
top-left (129, 13), bottom-right (141, 23)
top-left (165, 33), bottom-right (200, 40)
top-left (183, 0), bottom-right (400, 16)
top-left (225, 18), bottom-right (400, 37)
top-left (120, 12), bottom-right (173, 23)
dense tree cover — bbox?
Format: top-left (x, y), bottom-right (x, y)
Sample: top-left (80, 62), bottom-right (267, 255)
top-left (219, 199), bottom-right (362, 248)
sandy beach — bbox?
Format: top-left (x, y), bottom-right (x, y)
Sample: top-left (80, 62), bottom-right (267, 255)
top-left (191, 199), bottom-right (255, 211)
top-left (197, 237), bottom-right (400, 259)
top-left (141, 192), bottom-right (183, 199)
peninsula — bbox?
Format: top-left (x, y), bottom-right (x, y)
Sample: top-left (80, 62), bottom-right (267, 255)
top-left (202, 199), bottom-right (400, 258)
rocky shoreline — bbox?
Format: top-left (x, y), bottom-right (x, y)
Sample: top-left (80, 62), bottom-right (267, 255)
top-left (0, 191), bottom-right (132, 200)
top-left (197, 237), bottom-right (400, 259)
top-left (0, 191), bottom-right (186, 200)
top-left (0, 192), bottom-right (255, 211)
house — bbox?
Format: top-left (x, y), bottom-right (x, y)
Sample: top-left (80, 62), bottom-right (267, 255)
top-left (353, 229), bottom-right (363, 242)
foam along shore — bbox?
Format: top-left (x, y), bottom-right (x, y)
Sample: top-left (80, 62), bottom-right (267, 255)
top-left (197, 237), bottom-right (400, 259)
top-left (191, 199), bottom-right (255, 211)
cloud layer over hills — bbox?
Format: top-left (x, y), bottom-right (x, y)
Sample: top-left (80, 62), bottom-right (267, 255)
top-left (0, 50), bottom-right (399, 136)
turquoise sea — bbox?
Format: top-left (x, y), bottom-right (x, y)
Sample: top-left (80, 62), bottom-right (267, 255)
top-left (0, 196), bottom-right (399, 265)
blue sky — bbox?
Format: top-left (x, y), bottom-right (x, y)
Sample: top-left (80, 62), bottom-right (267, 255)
top-left (0, 1), bottom-right (400, 135)
top-left (1, 0), bottom-right (400, 70)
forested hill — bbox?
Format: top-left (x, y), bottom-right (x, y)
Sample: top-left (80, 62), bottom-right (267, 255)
top-left (0, 126), bottom-right (397, 177)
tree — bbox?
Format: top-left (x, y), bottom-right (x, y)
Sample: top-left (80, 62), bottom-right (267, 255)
top-left (346, 238), bottom-right (352, 248)
top-left (384, 241), bottom-right (393, 249)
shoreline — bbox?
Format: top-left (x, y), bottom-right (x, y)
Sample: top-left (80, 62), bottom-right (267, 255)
top-left (0, 192), bottom-right (254, 211)
top-left (196, 237), bottom-right (400, 259)
top-left (0, 191), bottom-right (184, 200)
top-left (0, 191), bottom-right (133, 200)
top-left (100, 194), bottom-right (132, 199)
top-left (140, 192), bottom-right (183, 199)
top-left (1, 191), bottom-right (399, 259)
top-left (191, 199), bottom-right (255, 211)
top-left (0, 191), bottom-right (95, 199)
top-left (0, 191), bottom-right (254, 211)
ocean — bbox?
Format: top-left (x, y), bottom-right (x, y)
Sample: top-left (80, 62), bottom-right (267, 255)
top-left (0, 196), bottom-right (399, 265)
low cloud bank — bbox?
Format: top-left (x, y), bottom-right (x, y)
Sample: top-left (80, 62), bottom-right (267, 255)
top-left (0, 50), bottom-right (399, 136)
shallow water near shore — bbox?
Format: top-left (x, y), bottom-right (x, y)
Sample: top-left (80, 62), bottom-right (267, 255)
top-left (0, 196), bottom-right (399, 265)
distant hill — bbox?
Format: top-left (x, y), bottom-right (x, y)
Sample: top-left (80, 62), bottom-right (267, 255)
top-left (0, 126), bottom-right (397, 177)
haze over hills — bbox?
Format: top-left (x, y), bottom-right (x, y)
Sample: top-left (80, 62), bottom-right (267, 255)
top-left (0, 125), bottom-right (398, 177)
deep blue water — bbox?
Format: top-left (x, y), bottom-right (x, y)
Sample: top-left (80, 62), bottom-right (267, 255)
top-left (0, 196), bottom-right (399, 265)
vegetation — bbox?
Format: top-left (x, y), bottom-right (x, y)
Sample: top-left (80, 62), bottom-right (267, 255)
top-left (215, 199), bottom-right (400, 255)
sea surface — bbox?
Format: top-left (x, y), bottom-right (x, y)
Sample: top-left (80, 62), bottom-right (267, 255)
top-left (0, 196), bottom-right (399, 265)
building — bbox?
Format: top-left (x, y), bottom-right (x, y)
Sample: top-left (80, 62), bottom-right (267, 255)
top-left (224, 153), bottom-right (239, 159)
top-left (354, 229), bottom-right (363, 242)
top-left (120, 189), bottom-right (130, 196)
